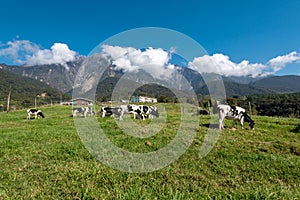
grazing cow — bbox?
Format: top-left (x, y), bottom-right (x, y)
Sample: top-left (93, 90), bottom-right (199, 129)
top-left (128, 104), bottom-right (145, 119)
top-left (119, 104), bottom-right (144, 120)
top-left (83, 107), bottom-right (95, 117)
top-left (72, 107), bottom-right (84, 117)
top-left (73, 107), bottom-right (94, 118)
top-left (27, 109), bottom-right (45, 120)
top-left (130, 105), bottom-right (159, 120)
top-left (217, 104), bottom-right (255, 130)
top-left (119, 104), bottom-right (159, 120)
top-left (194, 107), bottom-right (210, 115)
top-left (144, 105), bottom-right (159, 119)
top-left (100, 106), bottom-right (122, 118)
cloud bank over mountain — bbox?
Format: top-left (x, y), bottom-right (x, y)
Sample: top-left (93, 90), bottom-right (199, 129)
top-left (25, 43), bottom-right (77, 69)
top-left (0, 39), bottom-right (77, 69)
top-left (188, 51), bottom-right (300, 77)
top-left (102, 45), bottom-right (300, 78)
top-left (1, 39), bottom-right (300, 77)
top-left (101, 45), bottom-right (175, 79)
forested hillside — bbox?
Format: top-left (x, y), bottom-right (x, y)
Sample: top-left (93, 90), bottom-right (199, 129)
top-left (248, 93), bottom-right (300, 117)
top-left (0, 69), bottom-right (69, 110)
top-left (222, 92), bottom-right (300, 118)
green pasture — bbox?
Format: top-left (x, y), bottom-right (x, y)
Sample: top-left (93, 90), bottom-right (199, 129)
top-left (0, 105), bottom-right (299, 199)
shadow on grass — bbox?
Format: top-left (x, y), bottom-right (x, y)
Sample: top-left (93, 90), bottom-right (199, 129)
top-left (200, 123), bottom-right (219, 129)
top-left (291, 124), bottom-right (300, 133)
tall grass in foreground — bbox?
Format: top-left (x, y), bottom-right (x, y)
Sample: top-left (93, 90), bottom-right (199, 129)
top-left (0, 105), bottom-right (299, 199)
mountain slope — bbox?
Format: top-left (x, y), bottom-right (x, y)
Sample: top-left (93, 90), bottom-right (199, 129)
top-left (251, 75), bottom-right (300, 93)
top-left (2, 61), bottom-right (300, 97)
top-left (1, 57), bottom-right (84, 93)
top-left (198, 80), bottom-right (273, 97)
top-left (0, 68), bottom-right (69, 108)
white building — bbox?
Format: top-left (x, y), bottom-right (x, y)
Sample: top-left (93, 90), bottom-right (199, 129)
top-left (130, 96), bottom-right (157, 103)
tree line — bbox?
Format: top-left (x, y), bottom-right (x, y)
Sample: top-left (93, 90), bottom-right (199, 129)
top-left (198, 93), bottom-right (300, 118)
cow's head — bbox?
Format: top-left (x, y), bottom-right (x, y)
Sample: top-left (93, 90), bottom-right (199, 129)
top-left (38, 111), bottom-right (45, 118)
top-left (248, 120), bottom-right (255, 130)
top-left (150, 109), bottom-right (159, 117)
top-left (243, 112), bottom-right (255, 130)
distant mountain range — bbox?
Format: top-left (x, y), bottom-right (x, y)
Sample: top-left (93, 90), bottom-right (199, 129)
top-left (251, 75), bottom-right (300, 93)
top-left (178, 67), bottom-right (300, 96)
top-left (1, 59), bottom-right (300, 101)
top-left (1, 57), bottom-right (84, 93)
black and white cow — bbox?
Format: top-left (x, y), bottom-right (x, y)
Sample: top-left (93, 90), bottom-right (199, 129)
top-left (143, 105), bottom-right (159, 119)
top-left (84, 107), bottom-right (95, 117)
top-left (194, 107), bottom-right (211, 115)
top-left (217, 104), bottom-right (255, 130)
top-left (72, 107), bottom-right (83, 117)
top-left (100, 106), bottom-right (122, 118)
top-left (27, 109), bottom-right (45, 120)
top-left (128, 104), bottom-right (146, 120)
top-left (118, 104), bottom-right (159, 120)
top-left (100, 104), bottom-right (159, 120)
top-left (72, 107), bottom-right (95, 118)
top-left (117, 104), bottom-right (141, 120)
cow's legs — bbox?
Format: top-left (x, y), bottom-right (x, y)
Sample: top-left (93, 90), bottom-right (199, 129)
top-left (219, 117), bottom-right (224, 130)
top-left (239, 116), bottom-right (244, 129)
top-left (218, 112), bottom-right (225, 130)
top-left (232, 120), bottom-right (236, 127)
top-left (119, 111), bottom-right (124, 120)
top-left (74, 110), bottom-right (78, 117)
top-left (83, 110), bottom-right (87, 118)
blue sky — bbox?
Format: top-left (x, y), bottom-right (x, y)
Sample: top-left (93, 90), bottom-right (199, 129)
top-left (1, 0), bottom-right (300, 76)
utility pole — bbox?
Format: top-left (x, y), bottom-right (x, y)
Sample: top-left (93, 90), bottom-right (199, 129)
top-left (248, 101), bottom-right (252, 117)
top-left (34, 96), bottom-right (37, 108)
top-left (7, 85), bottom-right (11, 113)
top-left (207, 100), bottom-right (211, 114)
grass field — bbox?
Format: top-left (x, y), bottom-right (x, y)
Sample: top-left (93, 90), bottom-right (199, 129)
top-left (0, 105), bottom-right (299, 199)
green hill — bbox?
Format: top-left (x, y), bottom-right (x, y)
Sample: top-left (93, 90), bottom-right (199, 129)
top-left (197, 80), bottom-right (273, 97)
top-left (251, 75), bottom-right (300, 93)
top-left (0, 68), bottom-right (69, 110)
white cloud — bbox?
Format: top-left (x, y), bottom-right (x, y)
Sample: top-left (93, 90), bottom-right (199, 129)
top-left (102, 45), bottom-right (300, 78)
top-left (267, 51), bottom-right (300, 72)
top-left (188, 52), bottom-right (300, 77)
top-left (2, 40), bottom-right (299, 77)
top-left (101, 45), bottom-right (175, 78)
top-left (26, 43), bottom-right (77, 69)
top-left (0, 39), bottom-right (77, 69)
top-left (101, 45), bottom-right (136, 60)
top-left (0, 40), bottom-right (40, 64)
